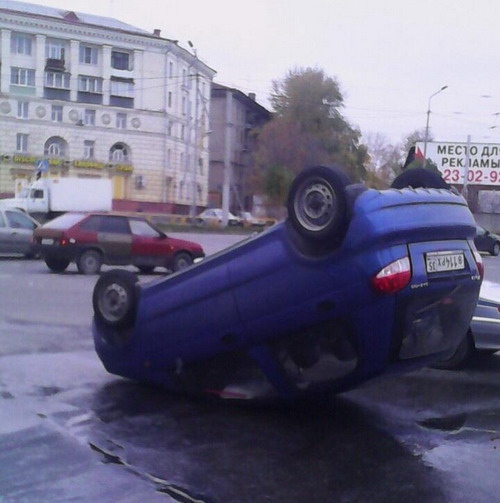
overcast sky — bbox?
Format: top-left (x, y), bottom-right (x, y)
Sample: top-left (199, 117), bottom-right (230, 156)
top-left (13, 0), bottom-right (500, 146)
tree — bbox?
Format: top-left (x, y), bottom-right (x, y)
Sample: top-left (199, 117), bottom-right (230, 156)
top-left (253, 67), bottom-right (369, 205)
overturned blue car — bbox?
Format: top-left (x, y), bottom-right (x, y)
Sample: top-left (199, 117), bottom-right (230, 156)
top-left (92, 166), bottom-right (482, 401)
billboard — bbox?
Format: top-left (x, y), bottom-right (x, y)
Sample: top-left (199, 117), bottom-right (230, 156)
top-left (415, 141), bottom-right (500, 187)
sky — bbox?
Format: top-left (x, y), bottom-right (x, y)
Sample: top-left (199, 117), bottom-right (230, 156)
top-left (9, 0), bottom-right (500, 147)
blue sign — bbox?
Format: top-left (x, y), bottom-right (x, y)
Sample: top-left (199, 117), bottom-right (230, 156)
top-left (36, 159), bottom-right (49, 173)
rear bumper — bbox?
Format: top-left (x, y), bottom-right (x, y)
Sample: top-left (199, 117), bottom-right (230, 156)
top-left (34, 244), bottom-right (79, 261)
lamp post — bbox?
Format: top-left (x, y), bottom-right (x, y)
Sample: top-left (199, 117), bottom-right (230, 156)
top-left (423, 85), bottom-right (448, 168)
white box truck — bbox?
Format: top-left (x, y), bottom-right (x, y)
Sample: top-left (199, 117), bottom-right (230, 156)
top-left (0, 178), bottom-right (113, 221)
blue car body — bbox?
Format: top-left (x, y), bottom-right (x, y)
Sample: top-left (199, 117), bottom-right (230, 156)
top-left (93, 186), bottom-right (482, 401)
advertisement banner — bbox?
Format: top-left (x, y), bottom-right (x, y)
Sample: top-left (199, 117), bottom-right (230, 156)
top-left (416, 141), bottom-right (500, 186)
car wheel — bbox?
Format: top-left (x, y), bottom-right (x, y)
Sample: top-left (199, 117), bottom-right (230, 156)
top-left (492, 242), bottom-right (500, 256)
top-left (44, 256), bottom-right (70, 273)
top-left (137, 265), bottom-right (155, 274)
top-left (93, 270), bottom-right (139, 329)
top-left (173, 252), bottom-right (193, 272)
top-left (391, 167), bottom-right (450, 189)
top-left (77, 250), bottom-right (103, 275)
top-left (431, 330), bottom-right (475, 370)
top-left (287, 165), bottom-right (351, 244)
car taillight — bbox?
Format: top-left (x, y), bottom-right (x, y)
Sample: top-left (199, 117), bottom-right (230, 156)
top-left (371, 256), bottom-right (411, 294)
top-left (59, 235), bottom-right (69, 246)
top-left (473, 250), bottom-right (484, 279)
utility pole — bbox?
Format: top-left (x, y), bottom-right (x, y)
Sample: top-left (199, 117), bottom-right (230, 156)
top-left (189, 72), bottom-right (199, 219)
top-left (222, 89), bottom-right (233, 227)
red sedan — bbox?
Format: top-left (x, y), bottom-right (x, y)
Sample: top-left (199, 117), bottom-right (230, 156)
top-left (33, 212), bottom-right (205, 274)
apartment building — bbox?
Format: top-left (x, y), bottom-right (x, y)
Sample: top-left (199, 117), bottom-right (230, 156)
top-left (209, 83), bottom-right (271, 212)
top-left (0, 0), bottom-right (215, 213)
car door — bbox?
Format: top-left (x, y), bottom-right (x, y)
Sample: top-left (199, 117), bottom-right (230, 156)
top-left (0, 211), bottom-right (11, 253)
top-left (129, 219), bottom-right (168, 266)
top-left (475, 226), bottom-right (490, 252)
top-left (4, 210), bottom-right (38, 254)
top-left (96, 215), bottom-right (132, 264)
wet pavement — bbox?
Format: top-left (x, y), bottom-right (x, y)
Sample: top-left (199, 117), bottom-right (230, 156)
top-left (0, 243), bottom-right (499, 502)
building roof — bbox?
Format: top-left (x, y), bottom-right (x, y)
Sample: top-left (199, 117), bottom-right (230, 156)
top-left (0, 0), bottom-right (152, 36)
top-left (211, 82), bottom-right (271, 118)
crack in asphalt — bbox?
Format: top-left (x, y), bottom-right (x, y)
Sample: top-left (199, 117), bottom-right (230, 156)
top-left (88, 441), bottom-right (211, 503)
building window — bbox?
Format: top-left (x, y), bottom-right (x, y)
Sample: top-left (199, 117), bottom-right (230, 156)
top-left (84, 109), bottom-right (96, 126)
top-left (167, 120), bottom-right (173, 136)
top-left (17, 101), bottom-right (29, 119)
top-left (182, 96), bottom-right (187, 115)
top-left (11, 68), bottom-right (35, 87)
top-left (16, 133), bottom-right (28, 153)
top-left (79, 45), bottom-right (98, 65)
top-left (44, 137), bottom-right (67, 157)
top-left (109, 143), bottom-right (129, 162)
top-left (116, 113), bottom-right (127, 129)
top-left (169, 62), bottom-right (174, 77)
top-left (78, 76), bottom-right (103, 94)
top-left (11, 33), bottom-right (33, 55)
top-left (51, 105), bottom-right (63, 122)
top-left (45, 40), bottom-right (65, 60)
top-left (84, 140), bottom-right (95, 159)
top-left (182, 69), bottom-right (187, 86)
top-left (45, 71), bottom-right (70, 89)
top-left (110, 80), bottom-right (134, 97)
top-left (181, 125), bottom-right (185, 140)
top-left (111, 51), bottom-right (130, 70)
top-left (168, 92), bottom-right (172, 107)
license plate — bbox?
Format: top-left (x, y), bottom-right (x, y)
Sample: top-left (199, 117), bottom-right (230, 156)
top-left (426, 251), bottom-right (465, 273)
top-left (41, 238), bottom-right (54, 245)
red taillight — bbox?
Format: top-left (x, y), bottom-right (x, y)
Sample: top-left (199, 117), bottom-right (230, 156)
top-left (371, 257), bottom-right (411, 294)
top-left (473, 250), bottom-right (484, 280)
top-left (59, 235), bottom-right (69, 246)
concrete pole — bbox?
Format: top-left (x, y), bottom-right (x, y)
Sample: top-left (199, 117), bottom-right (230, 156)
top-left (189, 72), bottom-right (199, 219)
top-left (222, 90), bottom-right (233, 227)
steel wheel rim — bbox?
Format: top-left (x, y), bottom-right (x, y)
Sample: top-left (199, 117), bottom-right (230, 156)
top-left (98, 283), bottom-right (129, 322)
top-left (294, 178), bottom-right (336, 232)
top-left (83, 254), bottom-right (98, 272)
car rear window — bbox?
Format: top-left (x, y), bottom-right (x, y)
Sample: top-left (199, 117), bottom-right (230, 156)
top-left (42, 213), bottom-right (85, 229)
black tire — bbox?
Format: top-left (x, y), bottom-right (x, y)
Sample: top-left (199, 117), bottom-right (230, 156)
top-left (93, 269), bottom-right (139, 329)
top-left (173, 252), bottom-right (193, 272)
top-left (431, 330), bottom-right (475, 370)
top-left (492, 242), bottom-right (500, 256)
top-left (287, 165), bottom-right (351, 244)
top-left (77, 249), bottom-right (103, 275)
top-left (391, 167), bottom-right (450, 189)
top-left (137, 265), bottom-right (155, 274)
top-left (44, 256), bottom-right (70, 273)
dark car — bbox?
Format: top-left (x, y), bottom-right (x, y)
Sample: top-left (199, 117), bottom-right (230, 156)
top-left (92, 166), bottom-right (482, 402)
top-left (0, 206), bottom-right (39, 257)
top-left (433, 280), bottom-right (500, 369)
top-left (33, 212), bottom-right (204, 274)
top-left (474, 225), bottom-right (500, 256)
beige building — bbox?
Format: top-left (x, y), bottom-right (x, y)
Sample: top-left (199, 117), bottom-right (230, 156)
top-left (0, 0), bottom-right (215, 214)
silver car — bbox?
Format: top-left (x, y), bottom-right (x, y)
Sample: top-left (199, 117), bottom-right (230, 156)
top-left (433, 280), bottom-right (500, 369)
top-left (0, 206), bottom-right (40, 257)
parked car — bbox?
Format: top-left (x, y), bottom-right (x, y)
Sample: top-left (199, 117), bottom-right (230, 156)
top-left (474, 225), bottom-right (500, 256)
top-left (33, 212), bottom-right (204, 274)
top-left (0, 206), bottom-right (39, 257)
top-left (196, 208), bottom-right (243, 227)
top-left (432, 280), bottom-right (500, 369)
top-left (239, 211), bottom-right (276, 228)
top-left (92, 166), bottom-right (482, 402)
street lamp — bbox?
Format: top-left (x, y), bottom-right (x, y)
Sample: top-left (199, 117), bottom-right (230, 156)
top-left (423, 85), bottom-right (448, 168)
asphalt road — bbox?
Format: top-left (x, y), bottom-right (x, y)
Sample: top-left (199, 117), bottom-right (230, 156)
top-left (0, 236), bottom-right (499, 503)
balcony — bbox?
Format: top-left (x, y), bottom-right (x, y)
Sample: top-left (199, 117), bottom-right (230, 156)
top-left (45, 58), bottom-right (65, 72)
